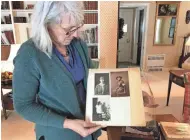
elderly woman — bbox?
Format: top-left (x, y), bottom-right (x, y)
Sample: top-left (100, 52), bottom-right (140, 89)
top-left (13, 1), bottom-right (101, 140)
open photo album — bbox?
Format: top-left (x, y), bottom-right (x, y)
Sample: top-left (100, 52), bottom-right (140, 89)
top-left (85, 68), bottom-right (146, 126)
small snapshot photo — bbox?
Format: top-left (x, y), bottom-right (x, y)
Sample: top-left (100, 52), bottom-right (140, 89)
top-left (94, 73), bottom-right (110, 95)
top-left (92, 98), bottom-right (111, 121)
top-left (110, 71), bottom-right (130, 97)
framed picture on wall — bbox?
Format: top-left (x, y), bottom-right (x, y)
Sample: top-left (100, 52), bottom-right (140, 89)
top-left (167, 4), bottom-right (178, 16)
top-left (158, 4), bottom-right (177, 16)
top-left (158, 4), bottom-right (168, 16)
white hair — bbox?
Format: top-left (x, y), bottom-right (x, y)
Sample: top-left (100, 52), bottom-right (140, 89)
top-left (31, 1), bottom-right (84, 57)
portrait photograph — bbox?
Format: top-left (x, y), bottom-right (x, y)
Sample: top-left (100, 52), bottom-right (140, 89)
top-left (110, 71), bottom-right (130, 97)
top-left (92, 98), bottom-right (111, 121)
top-left (94, 73), bottom-right (110, 95)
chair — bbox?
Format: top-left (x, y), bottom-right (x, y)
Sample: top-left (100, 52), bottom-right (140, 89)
top-left (178, 34), bottom-right (190, 69)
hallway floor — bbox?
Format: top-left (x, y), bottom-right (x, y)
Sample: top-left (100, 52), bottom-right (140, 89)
top-left (117, 61), bottom-right (139, 68)
top-left (1, 71), bottom-right (185, 140)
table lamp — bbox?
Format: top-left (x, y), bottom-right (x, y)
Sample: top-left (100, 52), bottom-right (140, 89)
top-left (183, 36), bottom-right (190, 56)
top-left (1, 44), bottom-right (20, 72)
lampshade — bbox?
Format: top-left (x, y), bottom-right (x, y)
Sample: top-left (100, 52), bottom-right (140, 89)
top-left (186, 37), bottom-right (190, 46)
top-left (1, 44), bottom-right (20, 72)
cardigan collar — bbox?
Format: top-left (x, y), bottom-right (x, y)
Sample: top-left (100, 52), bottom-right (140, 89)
top-left (51, 38), bottom-right (88, 85)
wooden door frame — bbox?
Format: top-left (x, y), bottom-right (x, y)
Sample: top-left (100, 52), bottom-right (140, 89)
top-left (117, 2), bottom-right (150, 70)
top-left (116, 2), bottom-right (120, 68)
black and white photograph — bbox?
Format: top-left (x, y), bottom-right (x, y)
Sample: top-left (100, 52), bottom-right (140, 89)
top-left (111, 71), bottom-right (130, 97)
top-left (92, 98), bottom-right (111, 121)
top-left (94, 73), bottom-right (110, 95)
top-left (158, 4), bottom-right (177, 16)
top-left (86, 68), bottom-right (145, 126)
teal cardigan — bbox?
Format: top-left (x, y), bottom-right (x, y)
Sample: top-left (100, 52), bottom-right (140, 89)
top-left (13, 38), bottom-right (101, 140)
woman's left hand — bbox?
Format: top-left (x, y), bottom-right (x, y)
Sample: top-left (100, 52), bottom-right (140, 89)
top-left (63, 118), bottom-right (101, 137)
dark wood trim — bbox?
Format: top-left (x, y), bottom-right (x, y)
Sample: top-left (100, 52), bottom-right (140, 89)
top-left (116, 1), bottom-right (120, 68)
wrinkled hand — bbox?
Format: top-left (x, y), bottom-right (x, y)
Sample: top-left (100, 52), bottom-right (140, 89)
top-left (63, 118), bottom-right (101, 137)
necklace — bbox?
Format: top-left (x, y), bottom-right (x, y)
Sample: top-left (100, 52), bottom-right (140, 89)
top-left (62, 47), bottom-right (69, 57)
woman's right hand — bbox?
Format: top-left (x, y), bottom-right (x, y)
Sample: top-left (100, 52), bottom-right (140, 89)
top-left (63, 118), bottom-right (102, 137)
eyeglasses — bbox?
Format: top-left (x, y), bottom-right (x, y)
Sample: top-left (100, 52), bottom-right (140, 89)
top-left (64, 23), bottom-right (84, 36)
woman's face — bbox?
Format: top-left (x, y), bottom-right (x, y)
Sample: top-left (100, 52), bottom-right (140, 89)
top-left (116, 77), bottom-right (121, 81)
top-left (100, 78), bottom-right (105, 84)
top-left (48, 13), bottom-right (82, 47)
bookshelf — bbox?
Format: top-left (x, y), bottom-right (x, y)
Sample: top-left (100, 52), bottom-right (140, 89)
top-left (1, 1), bottom-right (99, 60)
top-left (1, 1), bottom-right (15, 46)
top-left (12, 9), bottom-right (33, 12)
top-left (1, 10), bottom-right (10, 13)
top-left (83, 1), bottom-right (99, 60)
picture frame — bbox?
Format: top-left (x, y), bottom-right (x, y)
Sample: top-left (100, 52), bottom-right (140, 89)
top-left (158, 4), bottom-right (177, 16)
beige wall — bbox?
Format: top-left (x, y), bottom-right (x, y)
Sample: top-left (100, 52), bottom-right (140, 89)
top-left (99, 1), bottom-right (190, 69)
top-left (99, 1), bottom-right (118, 68)
top-left (146, 1), bottom-right (190, 69)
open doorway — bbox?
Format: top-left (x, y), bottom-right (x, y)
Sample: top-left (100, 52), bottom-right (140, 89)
top-left (117, 2), bottom-right (149, 69)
